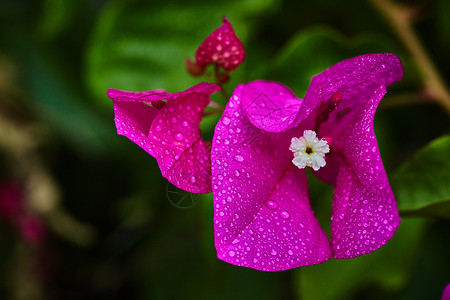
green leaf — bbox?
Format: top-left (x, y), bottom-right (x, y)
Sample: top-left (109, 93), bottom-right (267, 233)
top-left (36, 0), bottom-right (89, 40)
top-left (265, 26), bottom-right (406, 97)
top-left (392, 135), bottom-right (450, 219)
top-left (86, 0), bottom-right (275, 108)
top-left (295, 218), bottom-right (426, 300)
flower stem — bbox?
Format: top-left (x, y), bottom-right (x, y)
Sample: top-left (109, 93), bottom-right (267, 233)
top-left (369, 0), bottom-right (450, 114)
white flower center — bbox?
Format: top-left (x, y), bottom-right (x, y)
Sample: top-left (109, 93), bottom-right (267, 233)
top-left (289, 130), bottom-right (330, 171)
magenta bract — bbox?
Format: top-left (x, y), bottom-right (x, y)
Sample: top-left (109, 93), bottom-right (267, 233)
top-left (212, 53), bottom-right (403, 271)
top-left (108, 82), bottom-right (220, 193)
top-left (195, 17), bottom-right (245, 72)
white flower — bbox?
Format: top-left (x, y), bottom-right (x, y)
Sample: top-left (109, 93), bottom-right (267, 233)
top-left (289, 130), bottom-right (330, 171)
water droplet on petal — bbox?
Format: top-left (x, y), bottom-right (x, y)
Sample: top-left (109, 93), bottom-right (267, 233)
top-left (288, 249), bottom-right (294, 256)
top-left (228, 250), bottom-right (235, 257)
top-left (154, 125), bottom-right (162, 132)
top-left (190, 176), bottom-right (196, 183)
top-left (280, 211), bottom-right (290, 219)
top-left (234, 169), bottom-right (240, 177)
top-left (222, 117), bottom-right (231, 125)
top-left (175, 133), bottom-right (183, 141)
top-left (270, 249), bottom-right (277, 256)
top-left (234, 155), bottom-right (244, 162)
top-left (182, 121), bottom-right (189, 127)
top-left (266, 200), bottom-right (278, 210)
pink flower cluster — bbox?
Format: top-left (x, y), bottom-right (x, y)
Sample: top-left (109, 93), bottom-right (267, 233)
top-left (107, 18), bottom-right (403, 271)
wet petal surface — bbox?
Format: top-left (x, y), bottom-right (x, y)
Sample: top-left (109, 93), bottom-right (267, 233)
top-left (297, 53), bottom-right (403, 128)
top-left (195, 17), bottom-right (245, 72)
top-left (241, 81), bottom-right (302, 133)
top-left (212, 84), bottom-right (331, 271)
top-left (109, 83), bottom-right (220, 193)
top-left (330, 86), bottom-right (400, 258)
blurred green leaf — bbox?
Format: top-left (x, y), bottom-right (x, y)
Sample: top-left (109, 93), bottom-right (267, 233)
top-left (86, 0), bottom-right (275, 108)
top-left (37, 0), bottom-right (89, 40)
top-left (392, 135), bottom-right (450, 219)
top-left (295, 218), bottom-right (426, 300)
top-left (265, 26), bottom-right (406, 96)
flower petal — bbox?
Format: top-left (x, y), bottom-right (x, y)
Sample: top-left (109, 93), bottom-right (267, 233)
top-left (241, 80), bottom-right (302, 133)
top-left (330, 86), bottom-right (400, 258)
top-left (212, 84), bottom-right (331, 271)
top-left (313, 53), bottom-right (403, 185)
top-left (195, 17), bottom-right (245, 72)
top-left (297, 53), bottom-right (403, 126)
top-left (109, 82), bottom-right (220, 193)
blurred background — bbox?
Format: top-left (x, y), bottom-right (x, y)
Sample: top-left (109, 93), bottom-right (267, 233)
top-left (0, 0), bottom-right (449, 299)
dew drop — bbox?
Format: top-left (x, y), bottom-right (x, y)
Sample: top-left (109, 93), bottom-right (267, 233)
top-left (234, 169), bottom-right (240, 177)
top-left (222, 117), bottom-right (231, 125)
top-left (280, 211), bottom-right (290, 219)
top-left (299, 222), bottom-right (305, 228)
top-left (377, 205), bottom-right (383, 212)
top-left (228, 250), bottom-right (235, 257)
top-left (175, 133), bottom-right (183, 141)
top-left (182, 121), bottom-right (189, 127)
top-left (234, 155), bottom-right (244, 162)
top-left (270, 249), bottom-right (277, 256)
top-left (190, 176), bottom-right (196, 183)
top-left (266, 200), bottom-right (278, 210)
top-left (154, 125), bottom-right (162, 132)
top-left (288, 249), bottom-right (294, 256)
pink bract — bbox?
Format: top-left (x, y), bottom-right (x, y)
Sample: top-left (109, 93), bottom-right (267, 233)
top-left (108, 82), bottom-right (220, 193)
top-left (195, 17), bottom-right (245, 72)
top-left (212, 53), bottom-right (403, 271)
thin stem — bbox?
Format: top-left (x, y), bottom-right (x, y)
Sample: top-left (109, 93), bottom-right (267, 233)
top-left (369, 0), bottom-right (450, 114)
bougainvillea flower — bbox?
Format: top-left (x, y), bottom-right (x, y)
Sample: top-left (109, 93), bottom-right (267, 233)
top-left (194, 17), bottom-right (245, 72)
top-left (212, 53), bottom-right (403, 271)
top-left (107, 82), bottom-right (220, 193)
